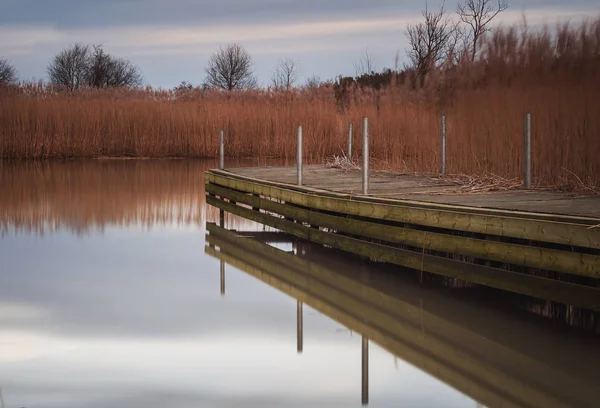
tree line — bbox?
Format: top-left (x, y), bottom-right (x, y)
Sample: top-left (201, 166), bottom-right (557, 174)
top-left (0, 43), bottom-right (143, 90)
top-left (1, 0), bottom-right (508, 90)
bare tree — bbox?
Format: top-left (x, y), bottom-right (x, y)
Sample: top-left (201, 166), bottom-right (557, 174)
top-left (0, 57), bottom-right (18, 84)
top-left (86, 45), bottom-right (142, 88)
top-left (174, 81), bottom-right (194, 91)
top-left (48, 44), bottom-right (142, 89)
top-left (47, 43), bottom-right (90, 90)
top-left (405, 2), bottom-right (458, 86)
top-left (271, 58), bottom-right (299, 89)
top-left (354, 48), bottom-right (376, 76)
top-left (458, 0), bottom-right (509, 61)
top-left (305, 75), bottom-right (321, 88)
top-left (205, 44), bottom-right (257, 91)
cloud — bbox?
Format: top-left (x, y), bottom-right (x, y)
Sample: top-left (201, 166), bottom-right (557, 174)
top-left (1, 4), bottom-right (596, 58)
top-left (0, 15), bottom-right (420, 57)
top-left (1, 2), bottom-right (598, 86)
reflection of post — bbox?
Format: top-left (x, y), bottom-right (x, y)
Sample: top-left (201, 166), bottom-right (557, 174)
top-left (219, 209), bottom-right (224, 227)
top-left (297, 300), bottom-right (303, 353)
top-left (220, 260), bottom-right (225, 296)
top-left (362, 336), bottom-right (369, 405)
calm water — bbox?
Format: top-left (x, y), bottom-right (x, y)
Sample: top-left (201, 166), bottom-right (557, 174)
top-left (1, 160), bottom-right (598, 408)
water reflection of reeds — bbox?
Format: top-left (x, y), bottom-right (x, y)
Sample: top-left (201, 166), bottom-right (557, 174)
top-left (0, 159), bottom-right (257, 236)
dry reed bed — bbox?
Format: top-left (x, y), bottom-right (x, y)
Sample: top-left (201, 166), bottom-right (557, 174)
top-left (0, 160), bottom-right (257, 235)
top-left (1, 19), bottom-right (599, 188)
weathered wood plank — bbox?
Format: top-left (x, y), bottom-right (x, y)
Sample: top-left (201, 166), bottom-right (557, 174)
top-left (206, 195), bottom-right (600, 311)
top-left (227, 166), bottom-right (600, 219)
top-left (207, 171), bottom-right (600, 249)
top-left (217, 169), bottom-right (600, 223)
top-left (206, 183), bottom-right (600, 278)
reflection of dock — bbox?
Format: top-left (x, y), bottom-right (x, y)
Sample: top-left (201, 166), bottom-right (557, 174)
top-left (205, 223), bottom-right (600, 408)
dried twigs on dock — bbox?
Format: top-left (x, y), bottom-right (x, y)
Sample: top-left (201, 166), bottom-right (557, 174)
top-left (325, 154), bottom-right (360, 172)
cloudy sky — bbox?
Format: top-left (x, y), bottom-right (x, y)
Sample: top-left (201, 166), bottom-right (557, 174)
top-left (1, 0), bottom-right (599, 88)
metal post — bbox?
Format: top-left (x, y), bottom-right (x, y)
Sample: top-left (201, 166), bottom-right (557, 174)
top-left (297, 125), bottom-right (303, 186)
top-left (362, 117), bottom-right (369, 195)
top-left (440, 115), bottom-right (447, 175)
top-left (219, 209), bottom-right (224, 227)
top-left (362, 336), bottom-right (369, 405)
top-left (219, 130), bottom-right (224, 170)
top-left (297, 300), bottom-right (303, 353)
top-left (348, 123), bottom-right (353, 159)
top-left (220, 260), bottom-right (225, 296)
top-left (524, 113), bottom-right (532, 189)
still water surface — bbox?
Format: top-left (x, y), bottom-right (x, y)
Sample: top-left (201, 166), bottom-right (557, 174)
top-left (1, 160), bottom-right (598, 408)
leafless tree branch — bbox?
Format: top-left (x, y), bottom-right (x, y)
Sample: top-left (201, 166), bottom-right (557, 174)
top-left (47, 43), bottom-right (90, 91)
top-left (354, 48), bottom-right (376, 76)
top-left (272, 58), bottom-right (299, 89)
top-left (405, 2), bottom-right (458, 86)
top-left (458, 0), bottom-right (509, 61)
top-left (86, 45), bottom-right (142, 88)
top-left (47, 44), bottom-right (142, 90)
top-left (205, 44), bottom-right (257, 91)
top-left (305, 75), bottom-right (321, 88)
top-left (0, 57), bottom-right (18, 84)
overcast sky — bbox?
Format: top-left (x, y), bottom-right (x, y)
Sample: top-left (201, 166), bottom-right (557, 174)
top-left (1, 0), bottom-right (599, 88)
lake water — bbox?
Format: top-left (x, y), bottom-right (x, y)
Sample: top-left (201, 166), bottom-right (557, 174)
top-left (1, 160), bottom-right (598, 408)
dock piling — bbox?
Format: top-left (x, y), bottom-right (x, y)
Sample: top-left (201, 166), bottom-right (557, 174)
top-left (220, 259), bottom-right (225, 296)
top-left (219, 130), bottom-right (224, 170)
top-left (524, 113), bottom-right (532, 188)
top-left (440, 115), bottom-right (447, 175)
top-left (297, 300), bottom-right (303, 353)
top-left (348, 123), bottom-right (353, 159)
top-left (362, 336), bottom-right (369, 405)
top-left (362, 117), bottom-right (369, 195)
top-left (297, 125), bottom-right (303, 186)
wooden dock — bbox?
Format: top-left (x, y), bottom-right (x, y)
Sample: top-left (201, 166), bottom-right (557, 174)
top-left (205, 165), bottom-right (600, 311)
top-left (205, 224), bottom-right (600, 408)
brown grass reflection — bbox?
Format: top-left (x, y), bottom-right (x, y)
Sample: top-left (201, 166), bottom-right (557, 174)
top-left (0, 159), bottom-right (255, 236)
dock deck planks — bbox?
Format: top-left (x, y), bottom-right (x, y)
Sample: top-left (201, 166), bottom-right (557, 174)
top-left (227, 165), bottom-right (600, 219)
top-left (205, 165), bottom-right (600, 311)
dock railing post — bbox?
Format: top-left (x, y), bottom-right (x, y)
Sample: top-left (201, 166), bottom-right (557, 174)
top-left (362, 117), bottom-right (369, 195)
top-left (219, 129), bottom-right (224, 170)
top-left (440, 115), bottom-right (446, 175)
top-left (297, 125), bottom-right (303, 186)
top-left (524, 113), bottom-right (532, 189)
top-left (348, 123), bottom-right (353, 160)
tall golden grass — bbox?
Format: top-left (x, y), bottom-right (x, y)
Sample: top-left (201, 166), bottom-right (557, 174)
top-left (0, 159), bottom-right (261, 235)
top-left (1, 19), bottom-right (599, 187)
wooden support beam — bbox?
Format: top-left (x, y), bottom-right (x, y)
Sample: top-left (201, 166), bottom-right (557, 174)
top-left (205, 183), bottom-right (600, 278)
top-left (205, 195), bottom-right (600, 311)
top-left (206, 171), bottom-right (600, 250)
